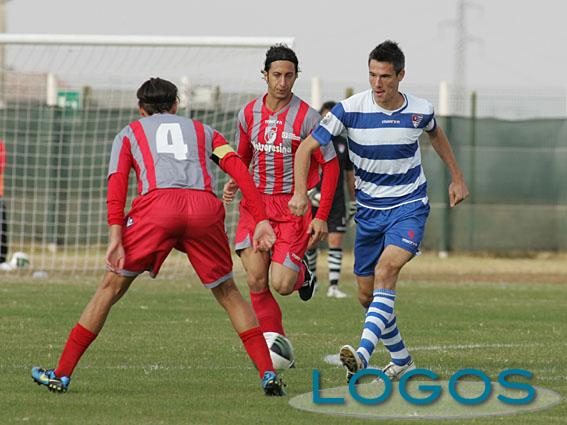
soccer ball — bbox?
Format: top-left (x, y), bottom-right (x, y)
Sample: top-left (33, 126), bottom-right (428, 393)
top-left (9, 251), bottom-right (31, 269)
top-left (264, 332), bottom-right (295, 370)
top-left (307, 188), bottom-right (321, 208)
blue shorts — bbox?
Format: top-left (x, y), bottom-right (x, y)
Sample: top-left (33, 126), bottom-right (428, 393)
top-left (354, 200), bottom-right (430, 276)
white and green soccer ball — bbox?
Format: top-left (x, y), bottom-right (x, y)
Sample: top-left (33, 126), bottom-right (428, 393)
top-left (264, 332), bottom-right (295, 370)
top-left (9, 251), bottom-right (31, 269)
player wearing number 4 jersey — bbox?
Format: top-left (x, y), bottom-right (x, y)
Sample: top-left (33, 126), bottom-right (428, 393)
top-left (223, 45), bottom-right (339, 340)
top-left (290, 41), bottom-right (469, 383)
top-left (31, 78), bottom-right (285, 396)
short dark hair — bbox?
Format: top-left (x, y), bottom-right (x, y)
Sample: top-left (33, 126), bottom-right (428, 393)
top-left (368, 40), bottom-right (405, 75)
top-left (320, 101), bottom-right (337, 114)
top-left (137, 77), bottom-right (178, 115)
top-left (263, 44), bottom-right (300, 73)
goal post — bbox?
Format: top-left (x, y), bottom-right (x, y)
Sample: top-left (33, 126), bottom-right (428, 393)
top-left (0, 33), bottom-right (294, 276)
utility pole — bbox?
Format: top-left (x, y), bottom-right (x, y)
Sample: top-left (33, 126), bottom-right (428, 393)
top-left (454, 0), bottom-right (467, 113)
top-left (441, 0), bottom-right (482, 115)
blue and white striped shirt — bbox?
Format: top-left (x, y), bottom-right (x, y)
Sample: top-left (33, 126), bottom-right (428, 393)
top-left (312, 90), bottom-right (436, 210)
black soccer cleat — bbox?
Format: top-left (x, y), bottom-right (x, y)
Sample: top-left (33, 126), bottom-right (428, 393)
top-left (298, 259), bottom-right (317, 301)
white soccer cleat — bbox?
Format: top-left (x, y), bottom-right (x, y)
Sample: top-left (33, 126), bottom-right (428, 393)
top-left (327, 285), bottom-right (348, 298)
top-left (380, 359), bottom-right (416, 382)
top-left (339, 345), bottom-right (363, 383)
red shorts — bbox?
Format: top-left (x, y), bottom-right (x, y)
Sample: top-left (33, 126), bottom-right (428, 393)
top-left (235, 193), bottom-right (311, 272)
top-left (121, 188), bottom-right (232, 287)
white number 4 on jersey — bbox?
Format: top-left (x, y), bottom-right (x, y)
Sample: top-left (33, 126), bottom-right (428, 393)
top-left (156, 123), bottom-right (187, 160)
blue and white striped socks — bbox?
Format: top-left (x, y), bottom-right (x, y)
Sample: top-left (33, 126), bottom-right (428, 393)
top-left (380, 314), bottom-right (412, 366)
top-left (357, 288), bottom-right (396, 368)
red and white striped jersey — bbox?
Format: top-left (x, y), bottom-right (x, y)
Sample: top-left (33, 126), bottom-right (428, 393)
top-left (108, 113), bottom-right (227, 195)
top-left (235, 94), bottom-right (336, 195)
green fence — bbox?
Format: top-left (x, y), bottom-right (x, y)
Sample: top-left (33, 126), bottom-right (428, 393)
top-left (1, 106), bottom-right (566, 252)
top-left (423, 116), bottom-right (567, 251)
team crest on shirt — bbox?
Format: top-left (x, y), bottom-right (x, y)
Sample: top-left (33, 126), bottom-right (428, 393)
top-left (412, 114), bottom-right (423, 128)
top-left (264, 125), bottom-right (278, 144)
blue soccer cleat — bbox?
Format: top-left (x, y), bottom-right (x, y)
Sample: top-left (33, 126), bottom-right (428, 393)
top-left (31, 367), bottom-right (70, 393)
top-left (261, 371), bottom-right (286, 396)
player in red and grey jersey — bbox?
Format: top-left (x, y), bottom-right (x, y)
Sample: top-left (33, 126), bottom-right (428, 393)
top-left (235, 93), bottom-right (333, 195)
top-left (224, 45), bottom-right (339, 341)
top-left (31, 78), bottom-right (286, 396)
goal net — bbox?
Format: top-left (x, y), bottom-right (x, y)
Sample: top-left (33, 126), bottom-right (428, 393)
top-left (0, 34), bottom-right (294, 276)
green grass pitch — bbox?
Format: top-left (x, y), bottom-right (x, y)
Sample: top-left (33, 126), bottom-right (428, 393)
top-left (1, 253), bottom-right (565, 424)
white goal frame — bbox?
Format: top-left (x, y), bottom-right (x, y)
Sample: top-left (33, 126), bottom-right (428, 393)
top-left (0, 33), bottom-right (294, 48)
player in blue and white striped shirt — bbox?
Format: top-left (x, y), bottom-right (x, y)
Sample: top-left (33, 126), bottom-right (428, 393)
top-left (289, 40), bottom-right (469, 382)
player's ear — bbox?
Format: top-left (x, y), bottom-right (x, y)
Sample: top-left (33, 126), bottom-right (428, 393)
top-left (397, 69), bottom-right (405, 82)
top-left (170, 102), bottom-right (178, 115)
top-left (139, 106), bottom-right (148, 117)
top-left (261, 70), bottom-right (268, 82)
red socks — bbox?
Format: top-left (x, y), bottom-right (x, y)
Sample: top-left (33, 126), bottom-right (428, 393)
top-left (249, 288), bottom-right (285, 335)
top-left (55, 323), bottom-right (97, 378)
top-left (239, 326), bottom-right (274, 377)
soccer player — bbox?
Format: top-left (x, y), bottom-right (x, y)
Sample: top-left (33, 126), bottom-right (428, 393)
top-left (289, 41), bottom-right (469, 382)
top-left (223, 45), bottom-right (339, 341)
top-left (31, 77), bottom-right (286, 396)
top-left (304, 101), bottom-right (356, 299)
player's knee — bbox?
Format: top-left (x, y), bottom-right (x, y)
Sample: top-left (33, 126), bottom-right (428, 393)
top-left (376, 261), bottom-right (402, 282)
top-left (274, 285), bottom-right (294, 296)
top-left (100, 273), bottom-right (133, 303)
top-left (271, 275), bottom-right (294, 296)
top-left (214, 278), bottom-right (237, 297)
top-left (211, 278), bottom-right (241, 305)
top-left (246, 273), bottom-right (268, 292)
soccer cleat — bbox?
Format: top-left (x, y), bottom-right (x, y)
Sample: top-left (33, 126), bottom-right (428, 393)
top-left (298, 259), bottom-right (317, 301)
top-left (339, 345), bottom-right (363, 383)
top-left (261, 371), bottom-right (286, 396)
top-left (380, 359), bottom-right (416, 381)
top-left (326, 285), bottom-right (348, 298)
top-left (31, 367), bottom-right (70, 393)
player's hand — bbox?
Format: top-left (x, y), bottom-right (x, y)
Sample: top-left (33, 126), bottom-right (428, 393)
top-left (288, 192), bottom-right (310, 216)
top-left (105, 239), bottom-right (125, 273)
top-left (448, 177), bottom-right (469, 207)
top-left (307, 218), bottom-right (328, 250)
top-left (252, 219), bottom-right (276, 252)
top-left (223, 178), bottom-right (239, 205)
top-left (346, 201), bottom-right (357, 225)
